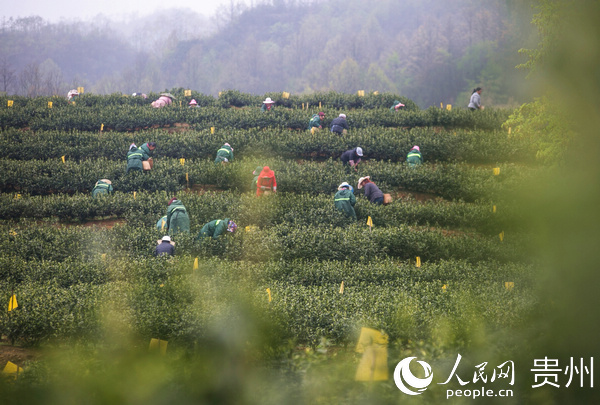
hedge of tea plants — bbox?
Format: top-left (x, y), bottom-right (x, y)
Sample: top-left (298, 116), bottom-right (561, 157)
top-left (0, 92), bottom-right (535, 362)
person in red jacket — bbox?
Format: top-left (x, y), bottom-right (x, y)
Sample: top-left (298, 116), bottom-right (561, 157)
top-left (256, 166), bottom-right (277, 196)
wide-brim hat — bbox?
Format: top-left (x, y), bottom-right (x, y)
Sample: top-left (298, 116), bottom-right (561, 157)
top-left (338, 182), bottom-right (351, 191)
top-left (356, 147), bottom-right (363, 156)
top-left (357, 176), bottom-right (370, 189)
top-left (263, 97), bottom-right (275, 104)
top-left (189, 99), bottom-right (197, 105)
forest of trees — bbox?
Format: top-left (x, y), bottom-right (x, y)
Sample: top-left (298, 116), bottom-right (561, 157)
top-left (0, 0), bottom-right (537, 108)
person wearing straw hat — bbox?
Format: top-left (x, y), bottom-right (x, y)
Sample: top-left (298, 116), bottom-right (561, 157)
top-left (188, 99), bottom-right (199, 108)
top-left (330, 113), bottom-right (349, 135)
top-left (357, 176), bottom-right (384, 205)
top-left (334, 182), bottom-right (357, 221)
top-left (340, 147), bottom-right (363, 171)
top-left (390, 100), bottom-right (405, 111)
top-left (307, 112), bottom-right (326, 132)
top-left (215, 143), bottom-right (234, 164)
top-left (261, 97), bottom-right (276, 112)
top-left (198, 219), bottom-right (238, 239)
top-left (406, 145), bottom-right (423, 167)
top-left (67, 89), bottom-right (79, 102)
top-left (155, 235), bottom-right (175, 257)
top-left (166, 197), bottom-right (190, 234)
top-left (92, 179), bottom-right (113, 198)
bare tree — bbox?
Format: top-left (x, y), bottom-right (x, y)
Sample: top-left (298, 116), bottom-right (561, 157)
top-left (0, 57), bottom-right (17, 94)
top-left (19, 62), bottom-right (43, 97)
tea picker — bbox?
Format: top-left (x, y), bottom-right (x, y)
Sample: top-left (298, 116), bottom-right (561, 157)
top-left (334, 182), bottom-right (357, 221)
top-left (214, 143), bottom-right (234, 164)
top-left (406, 145), bottom-right (422, 167)
top-left (166, 197), bottom-right (190, 234)
top-left (155, 235), bottom-right (175, 257)
top-left (126, 143), bottom-right (150, 174)
top-left (340, 147), bottom-right (363, 171)
top-left (256, 166), bottom-right (277, 196)
top-left (197, 219), bottom-right (237, 239)
top-left (92, 179), bottom-right (113, 198)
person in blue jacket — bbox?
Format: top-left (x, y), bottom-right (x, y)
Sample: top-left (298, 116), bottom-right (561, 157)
top-left (155, 235), bottom-right (175, 257)
top-left (330, 113), bottom-right (349, 135)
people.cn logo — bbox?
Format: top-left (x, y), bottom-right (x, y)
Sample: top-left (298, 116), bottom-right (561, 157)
top-left (394, 357), bottom-right (434, 395)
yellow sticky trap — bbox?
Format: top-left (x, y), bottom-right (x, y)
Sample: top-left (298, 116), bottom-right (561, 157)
top-left (493, 205), bottom-right (497, 213)
top-left (149, 338), bottom-right (168, 355)
top-left (7, 100), bottom-right (13, 107)
top-left (210, 127), bottom-right (215, 134)
top-left (499, 231), bottom-right (504, 242)
top-left (446, 104), bottom-right (452, 111)
top-left (161, 219), bottom-right (166, 231)
top-left (282, 91), bottom-right (290, 99)
top-left (440, 102), bottom-right (443, 109)
top-left (77, 86), bottom-right (84, 94)
top-left (245, 225), bottom-right (258, 233)
top-left (339, 281), bottom-right (344, 294)
top-left (302, 103), bottom-right (304, 110)
top-left (9, 229), bottom-right (17, 237)
top-left (310, 127), bottom-right (316, 135)
top-left (101, 253), bottom-right (107, 261)
top-left (508, 127), bottom-right (512, 134)
top-left (493, 167), bottom-right (500, 175)
top-left (373, 91), bottom-right (379, 95)
top-left (307, 102), bottom-right (309, 109)
top-left (133, 191), bottom-right (136, 200)
top-left (14, 194), bottom-right (21, 199)
top-left (218, 91), bottom-right (222, 97)
top-left (2, 361), bottom-right (23, 379)
top-left (48, 101), bottom-right (53, 108)
top-left (266, 288), bottom-right (272, 303)
top-left (159, 284), bottom-right (164, 287)
top-left (180, 158), bottom-right (185, 166)
top-left (504, 282), bottom-right (514, 291)
top-left (100, 123), bottom-right (104, 131)
top-left (416, 256), bottom-right (421, 268)
top-left (355, 327), bottom-right (389, 381)
top-left (184, 90), bottom-right (191, 97)
top-left (8, 294), bottom-right (18, 311)
top-left (366, 216), bottom-right (373, 228)
top-left (61, 156), bottom-right (65, 164)
top-left (185, 173), bottom-right (189, 183)
top-left (179, 101), bottom-right (182, 107)
top-left (357, 90), bottom-right (365, 97)
top-left (442, 284), bottom-right (447, 291)
top-left (193, 257), bottom-right (198, 271)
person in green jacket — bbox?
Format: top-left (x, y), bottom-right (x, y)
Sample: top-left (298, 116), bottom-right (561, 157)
top-left (139, 142), bottom-right (156, 156)
top-left (92, 179), bottom-right (113, 198)
top-left (334, 182), bottom-right (357, 221)
top-left (126, 144), bottom-right (149, 173)
top-left (215, 143), bottom-right (234, 164)
top-left (406, 145), bottom-right (423, 167)
top-left (307, 112), bottom-right (325, 132)
top-left (166, 197), bottom-right (190, 234)
top-left (252, 166), bottom-right (263, 189)
top-left (198, 218), bottom-right (238, 239)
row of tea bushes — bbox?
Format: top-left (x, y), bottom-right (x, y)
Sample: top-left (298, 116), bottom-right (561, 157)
top-left (1, 103), bottom-right (510, 132)
top-left (0, 126), bottom-right (535, 164)
top-left (0, 257), bottom-right (536, 347)
top-left (1, 91), bottom-right (419, 110)
top-left (0, 221), bottom-right (527, 264)
top-left (0, 157), bottom-right (532, 202)
top-left (0, 191), bottom-right (515, 235)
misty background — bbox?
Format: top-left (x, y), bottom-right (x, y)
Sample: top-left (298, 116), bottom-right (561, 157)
top-left (0, 0), bottom-right (537, 108)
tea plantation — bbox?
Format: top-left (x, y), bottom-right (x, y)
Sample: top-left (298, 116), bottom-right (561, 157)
top-left (0, 91), bottom-right (540, 403)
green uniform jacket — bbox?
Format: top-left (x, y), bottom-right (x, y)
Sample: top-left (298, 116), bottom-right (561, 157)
top-left (198, 218), bottom-right (230, 239)
top-left (126, 147), bottom-right (149, 173)
top-left (214, 145), bottom-right (234, 164)
top-left (406, 150), bottom-right (423, 167)
top-left (166, 200), bottom-right (190, 234)
top-left (390, 100), bottom-right (401, 111)
top-left (139, 143), bottom-right (152, 156)
top-left (92, 180), bottom-right (113, 198)
top-left (307, 114), bottom-right (322, 130)
top-left (334, 189), bottom-right (357, 220)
